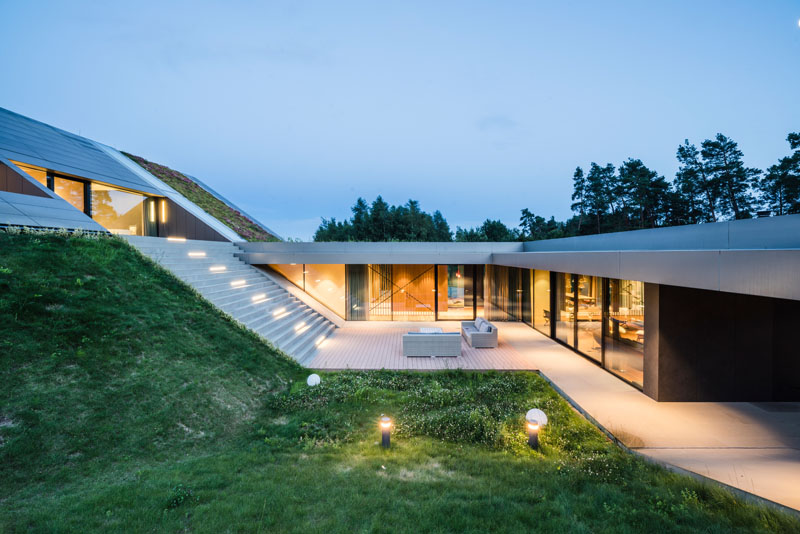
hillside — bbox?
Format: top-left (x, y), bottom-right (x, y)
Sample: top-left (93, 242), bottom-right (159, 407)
top-left (0, 230), bottom-right (797, 533)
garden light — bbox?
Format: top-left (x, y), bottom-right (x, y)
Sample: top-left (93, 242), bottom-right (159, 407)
top-left (525, 408), bottom-right (548, 450)
top-left (307, 373), bottom-right (321, 386)
top-left (380, 416), bottom-right (392, 448)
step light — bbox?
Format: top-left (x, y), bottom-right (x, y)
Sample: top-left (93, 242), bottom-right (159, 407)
top-left (209, 265), bottom-right (227, 272)
top-left (251, 293), bottom-right (268, 304)
top-left (188, 251), bottom-right (206, 258)
top-left (272, 307), bottom-right (287, 317)
top-left (230, 279), bottom-right (247, 288)
top-left (167, 237), bottom-right (186, 242)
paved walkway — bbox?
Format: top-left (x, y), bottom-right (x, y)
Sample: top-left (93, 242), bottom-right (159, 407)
top-left (312, 321), bottom-right (800, 511)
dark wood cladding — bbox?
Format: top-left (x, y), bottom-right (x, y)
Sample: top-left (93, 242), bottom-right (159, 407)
top-left (0, 161), bottom-right (50, 198)
top-left (157, 198), bottom-right (228, 242)
top-left (646, 283), bottom-right (800, 402)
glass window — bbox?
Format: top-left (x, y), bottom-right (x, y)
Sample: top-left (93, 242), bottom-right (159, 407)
top-left (53, 176), bottom-right (85, 213)
top-left (10, 161), bottom-right (47, 187)
top-left (474, 265), bottom-right (485, 318)
top-left (555, 272), bottom-right (575, 347)
top-left (346, 265), bottom-right (369, 320)
top-left (304, 264), bottom-right (346, 319)
top-left (576, 274), bottom-right (603, 362)
top-left (521, 269), bottom-right (532, 325)
top-left (91, 184), bottom-right (147, 235)
top-left (533, 270), bottom-right (551, 335)
top-left (368, 264), bottom-right (393, 320)
top-left (391, 264), bottom-right (435, 321)
top-left (437, 264), bottom-right (475, 320)
top-left (605, 279), bottom-right (645, 388)
top-left (270, 264), bottom-right (305, 288)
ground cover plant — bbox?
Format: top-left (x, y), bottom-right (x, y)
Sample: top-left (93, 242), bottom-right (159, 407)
top-left (123, 152), bottom-right (279, 241)
top-left (1, 230), bottom-right (798, 533)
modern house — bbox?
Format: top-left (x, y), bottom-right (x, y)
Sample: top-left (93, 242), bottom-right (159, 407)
top-left (1, 107), bottom-right (798, 403)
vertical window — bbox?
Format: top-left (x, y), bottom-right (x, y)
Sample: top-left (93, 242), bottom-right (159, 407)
top-left (10, 161), bottom-right (47, 187)
top-left (532, 270), bottom-right (551, 335)
top-left (436, 265), bottom-right (476, 320)
top-left (604, 279), bottom-right (645, 388)
top-left (391, 264), bottom-right (435, 321)
top-left (555, 272), bottom-right (575, 347)
top-left (53, 176), bottom-right (86, 213)
top-left (576, 274), bottom-right (603, 362)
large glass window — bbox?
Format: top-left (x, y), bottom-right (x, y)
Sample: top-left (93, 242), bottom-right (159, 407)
top-left (555, 272), bottom-right (575, 347)
top-left (605, 279), bottom-right (645, 388)
top-left (533, 270), bottom-right (551, 335)
top-left (391, 264), bottom-right (435, 321)
top-left (437, 264), bottom-right (476, 320)
top-left (271, 264), bottom-right (305, 288)
top-left (304, 264), bottom-right (346, 319)
top-left (91, 184), bottom-right (147, 235)
top-left (576, 274), bottom-right (603, 362)
top-left (53, 176), bottom-right (86, 213)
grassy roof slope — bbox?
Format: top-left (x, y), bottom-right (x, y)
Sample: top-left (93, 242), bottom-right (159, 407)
top-left (123, 152), bottom-right (279, 242)
top-left (1, 232), bottom-right (796, 532)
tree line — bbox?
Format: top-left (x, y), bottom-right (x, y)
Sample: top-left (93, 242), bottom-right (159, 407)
top-left (313, 132), bottom-right (799, 242)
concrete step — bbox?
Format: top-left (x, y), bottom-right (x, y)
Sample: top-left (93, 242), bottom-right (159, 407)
top-left (124, 235), bottom-right (336, 365)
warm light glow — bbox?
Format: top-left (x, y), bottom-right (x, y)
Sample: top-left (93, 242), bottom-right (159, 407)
top-left (272, 307), bottom-right (287, 317)
top-left (160, 199), bottom-right (167, 222)
top-left (230, 279), bottom-right (246, 288)
top-left (380, 418), bottom-right (392, 429)
top-left (294, 321), bottom-right (306, 331)
top-left (527, 422), bottom-right (540, 431)
top-left (167, 237), bottom-right (186, 242)
top-left (188, 251), bottom-right (206, 258)
top-left (315, 335), bottom-right (326, 346)
top-left (251, 293), bottom-right (267, 303)
top-left (209, 265), bottom-right (227, 272)
top-left (149, 200), bottom-right (156, 223)
top-left (290, 263), bottom-right (297, 266)
top-left (302, 270), bottom-right (310, 274)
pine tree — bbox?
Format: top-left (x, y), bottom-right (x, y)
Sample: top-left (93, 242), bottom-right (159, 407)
top-left (618, 158), bottom-right (669, 228)
top-left (760, 132), bottom-right (800, 215)
top-left (570, 167), bottom-right (587, 233)
top-left (675, 140), bottom-right (716, 222)
top-left (701, 134), bottom-right (759, 220)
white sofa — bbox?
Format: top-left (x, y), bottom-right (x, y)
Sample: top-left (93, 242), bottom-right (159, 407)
top-left (402, 332), bottom-right (461, 357)
top-left (460, 317), bottom-right (498, 348)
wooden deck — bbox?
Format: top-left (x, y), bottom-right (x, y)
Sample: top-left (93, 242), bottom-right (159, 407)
top-left (310, 321), bottom-right (541, 370)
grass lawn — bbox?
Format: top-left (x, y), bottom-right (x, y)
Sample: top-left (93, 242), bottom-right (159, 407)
top-left (1, 231), bottom-right (798, 533)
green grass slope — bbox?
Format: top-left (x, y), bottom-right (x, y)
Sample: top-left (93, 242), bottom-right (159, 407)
top-left (0, 231), bottom-right (797, 533)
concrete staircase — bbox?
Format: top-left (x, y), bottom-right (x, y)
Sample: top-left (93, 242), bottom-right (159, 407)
top-left (123, 236), bottom-right (335, 365)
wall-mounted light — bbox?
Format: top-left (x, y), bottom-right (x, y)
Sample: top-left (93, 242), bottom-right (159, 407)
top-left (149, 199), bottom-right (156, 223)
top-left (160, 199), bottom-right (167, 223)
top-left (380, 416), bottom-right (392, 448)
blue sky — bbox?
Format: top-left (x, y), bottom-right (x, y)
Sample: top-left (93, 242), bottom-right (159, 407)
top-left (1, 1), bottom-right (799, 239)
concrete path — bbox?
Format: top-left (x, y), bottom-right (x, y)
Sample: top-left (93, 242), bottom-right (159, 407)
top-left (500, 323), bottom-right (800, 512)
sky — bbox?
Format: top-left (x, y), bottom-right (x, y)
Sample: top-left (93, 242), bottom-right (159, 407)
top-left (1, 1), bottom-right (799, 240)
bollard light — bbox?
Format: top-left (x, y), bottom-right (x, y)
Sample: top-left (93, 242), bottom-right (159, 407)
top-left (525, 408), bottom-right (548, 450)
top-left (380, 416), bottom-right (392, 448)
top-left (527, 419), bottom-right (540, 449)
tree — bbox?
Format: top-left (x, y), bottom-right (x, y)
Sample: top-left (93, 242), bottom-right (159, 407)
top-left (570, 167), bottom-right (586, 233)
top-left (368, 196), bottom-right (391, 241)
top-left (454, 219), bottom-right (519, 242)
top-left (760, 132), bottom-right (800, 215)
top-left (701, 134), bottom-right (759, 220)
top-left (674, 140), bottom-right (713, 223)
top-left (431, 210), bottom-right (452, 241)
top-left (584, 162), bottom-right (616, 233)
top-left (618, 158), bottom-right (669, 229)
